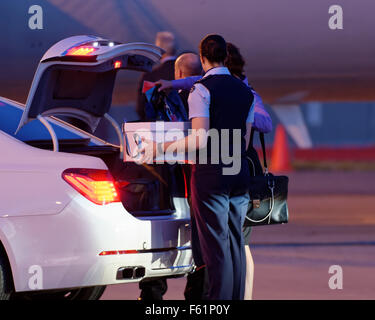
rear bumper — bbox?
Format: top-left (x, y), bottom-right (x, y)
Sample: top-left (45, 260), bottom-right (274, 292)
top-left (97, 247), bottom-right (193, 284)
top-left (4, 195), bottom-right (193, 292)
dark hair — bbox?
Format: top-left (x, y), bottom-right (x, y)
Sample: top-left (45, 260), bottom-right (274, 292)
top-left (199, 34), bottom-right (227, 64)
top-left (225, 42), bottom-right (245, 79)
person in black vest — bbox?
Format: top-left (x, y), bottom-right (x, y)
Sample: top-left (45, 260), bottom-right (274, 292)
top-left (140, 34), bottom-right (254, 300)
top-left (136, 31), bottom-right (177, 120)
top-left (155, 44), bottom-right (271, 300)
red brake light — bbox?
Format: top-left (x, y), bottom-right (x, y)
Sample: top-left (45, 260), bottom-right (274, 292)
top-left (99, 251), bottom-right (118, 256)
top-left (99, 249), bottom-right (139, 256)
top-left (114, 60), bottom-right (122, 69)
top-left (66, 46), bottom-right (97, 56)
top-left (118, 250), bottom-right (138, 254)
top-left (62, 169), bottom-right (120, 205)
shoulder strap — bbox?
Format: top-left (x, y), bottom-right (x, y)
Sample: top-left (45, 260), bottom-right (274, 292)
top-left (249, 127), bottom-right (268, 171)
top-left (259, 132), bottom-right (268, 170)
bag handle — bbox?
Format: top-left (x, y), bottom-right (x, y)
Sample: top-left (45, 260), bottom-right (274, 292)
top-left (250, 127), bottom-right (268, 174)
top-left (247, 128), bottom-right (276, 224)
top-left (245, 180), bottom-right (275, 224)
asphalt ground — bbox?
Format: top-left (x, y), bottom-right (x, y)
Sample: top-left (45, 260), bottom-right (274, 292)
top-left (101, 171), bottom-right (375, 300)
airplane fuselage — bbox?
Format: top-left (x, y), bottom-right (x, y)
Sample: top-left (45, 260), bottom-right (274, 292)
top-left (1, 0), bottom-right (374, 104)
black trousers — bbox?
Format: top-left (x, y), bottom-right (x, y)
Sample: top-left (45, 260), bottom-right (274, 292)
top-left (139, 162), bottom-right (250, 300)
top-left (190, 161), bottom-right (250, 300)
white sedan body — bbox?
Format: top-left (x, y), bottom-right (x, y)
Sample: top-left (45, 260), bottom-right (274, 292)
top-left (0, 36), bottom-right (193, 293)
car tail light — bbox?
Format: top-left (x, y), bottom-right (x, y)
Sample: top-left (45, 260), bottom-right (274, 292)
top-left (118, 250), bottom-right (138, 254)
top-left (98, 251), bottom-right (118, 256)
top-left (65, 46), bottom-right (98, 56)
top-left (99, 250), bottom-right (139, 256)
top-left (114, 60), bottom-right (122, 69)
top-left (62, 168), bottom-right (120, 205)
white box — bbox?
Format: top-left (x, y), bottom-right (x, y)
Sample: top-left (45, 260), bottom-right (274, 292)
top-left (122, 121), bottom-right (192, 163)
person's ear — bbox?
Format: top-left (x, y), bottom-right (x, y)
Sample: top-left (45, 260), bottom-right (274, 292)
top-left (200, 55), bottom-right (208, 71)
top-left (200, 54), bottom-right (205, 66)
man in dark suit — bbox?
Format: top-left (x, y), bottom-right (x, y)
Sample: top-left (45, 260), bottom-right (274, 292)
top-left (137, 31), bottom-right (177, 300)
top-left (136, 31), bottom-right (177, 120)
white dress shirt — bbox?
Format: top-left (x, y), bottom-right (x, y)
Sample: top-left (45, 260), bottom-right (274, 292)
top-left (188, 66), bottom-right (255, 123)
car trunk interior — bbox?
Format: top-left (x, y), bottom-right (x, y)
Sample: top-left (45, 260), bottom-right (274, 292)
top-left (25, 138), bottom-right (187, 216)
top-left (19, 47), bottom-right (182, 216)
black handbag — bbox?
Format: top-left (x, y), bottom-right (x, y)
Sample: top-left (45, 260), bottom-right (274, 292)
top-left (244, 129), bottom-right (289, 226)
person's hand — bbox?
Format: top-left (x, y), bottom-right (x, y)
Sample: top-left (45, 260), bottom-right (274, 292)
top-left (155, 79), bottom-right (173, 91)
top-left (137, 137), bottom-right (157, 164)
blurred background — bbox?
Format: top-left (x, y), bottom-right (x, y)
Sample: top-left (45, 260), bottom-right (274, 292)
top-left (1, 0), bottom-right (374, 299)
top-left (1, 0), bottom-right (375, 166)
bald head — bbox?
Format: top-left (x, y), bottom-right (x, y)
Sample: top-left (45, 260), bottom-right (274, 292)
top-left (175, 53), bottom-right (202, 80)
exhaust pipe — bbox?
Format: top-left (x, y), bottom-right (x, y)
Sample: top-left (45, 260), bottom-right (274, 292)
top-left (134, 266), bottom-right (145, 278)
top-left (116, 267), bottom-right (146, 280)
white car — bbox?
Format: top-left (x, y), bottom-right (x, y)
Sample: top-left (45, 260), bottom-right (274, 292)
top-left (0, 36), bottom-right (193, 300)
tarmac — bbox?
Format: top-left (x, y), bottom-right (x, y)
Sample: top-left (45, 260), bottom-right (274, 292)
top-left (101, 170), bottom-right (375, 300)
